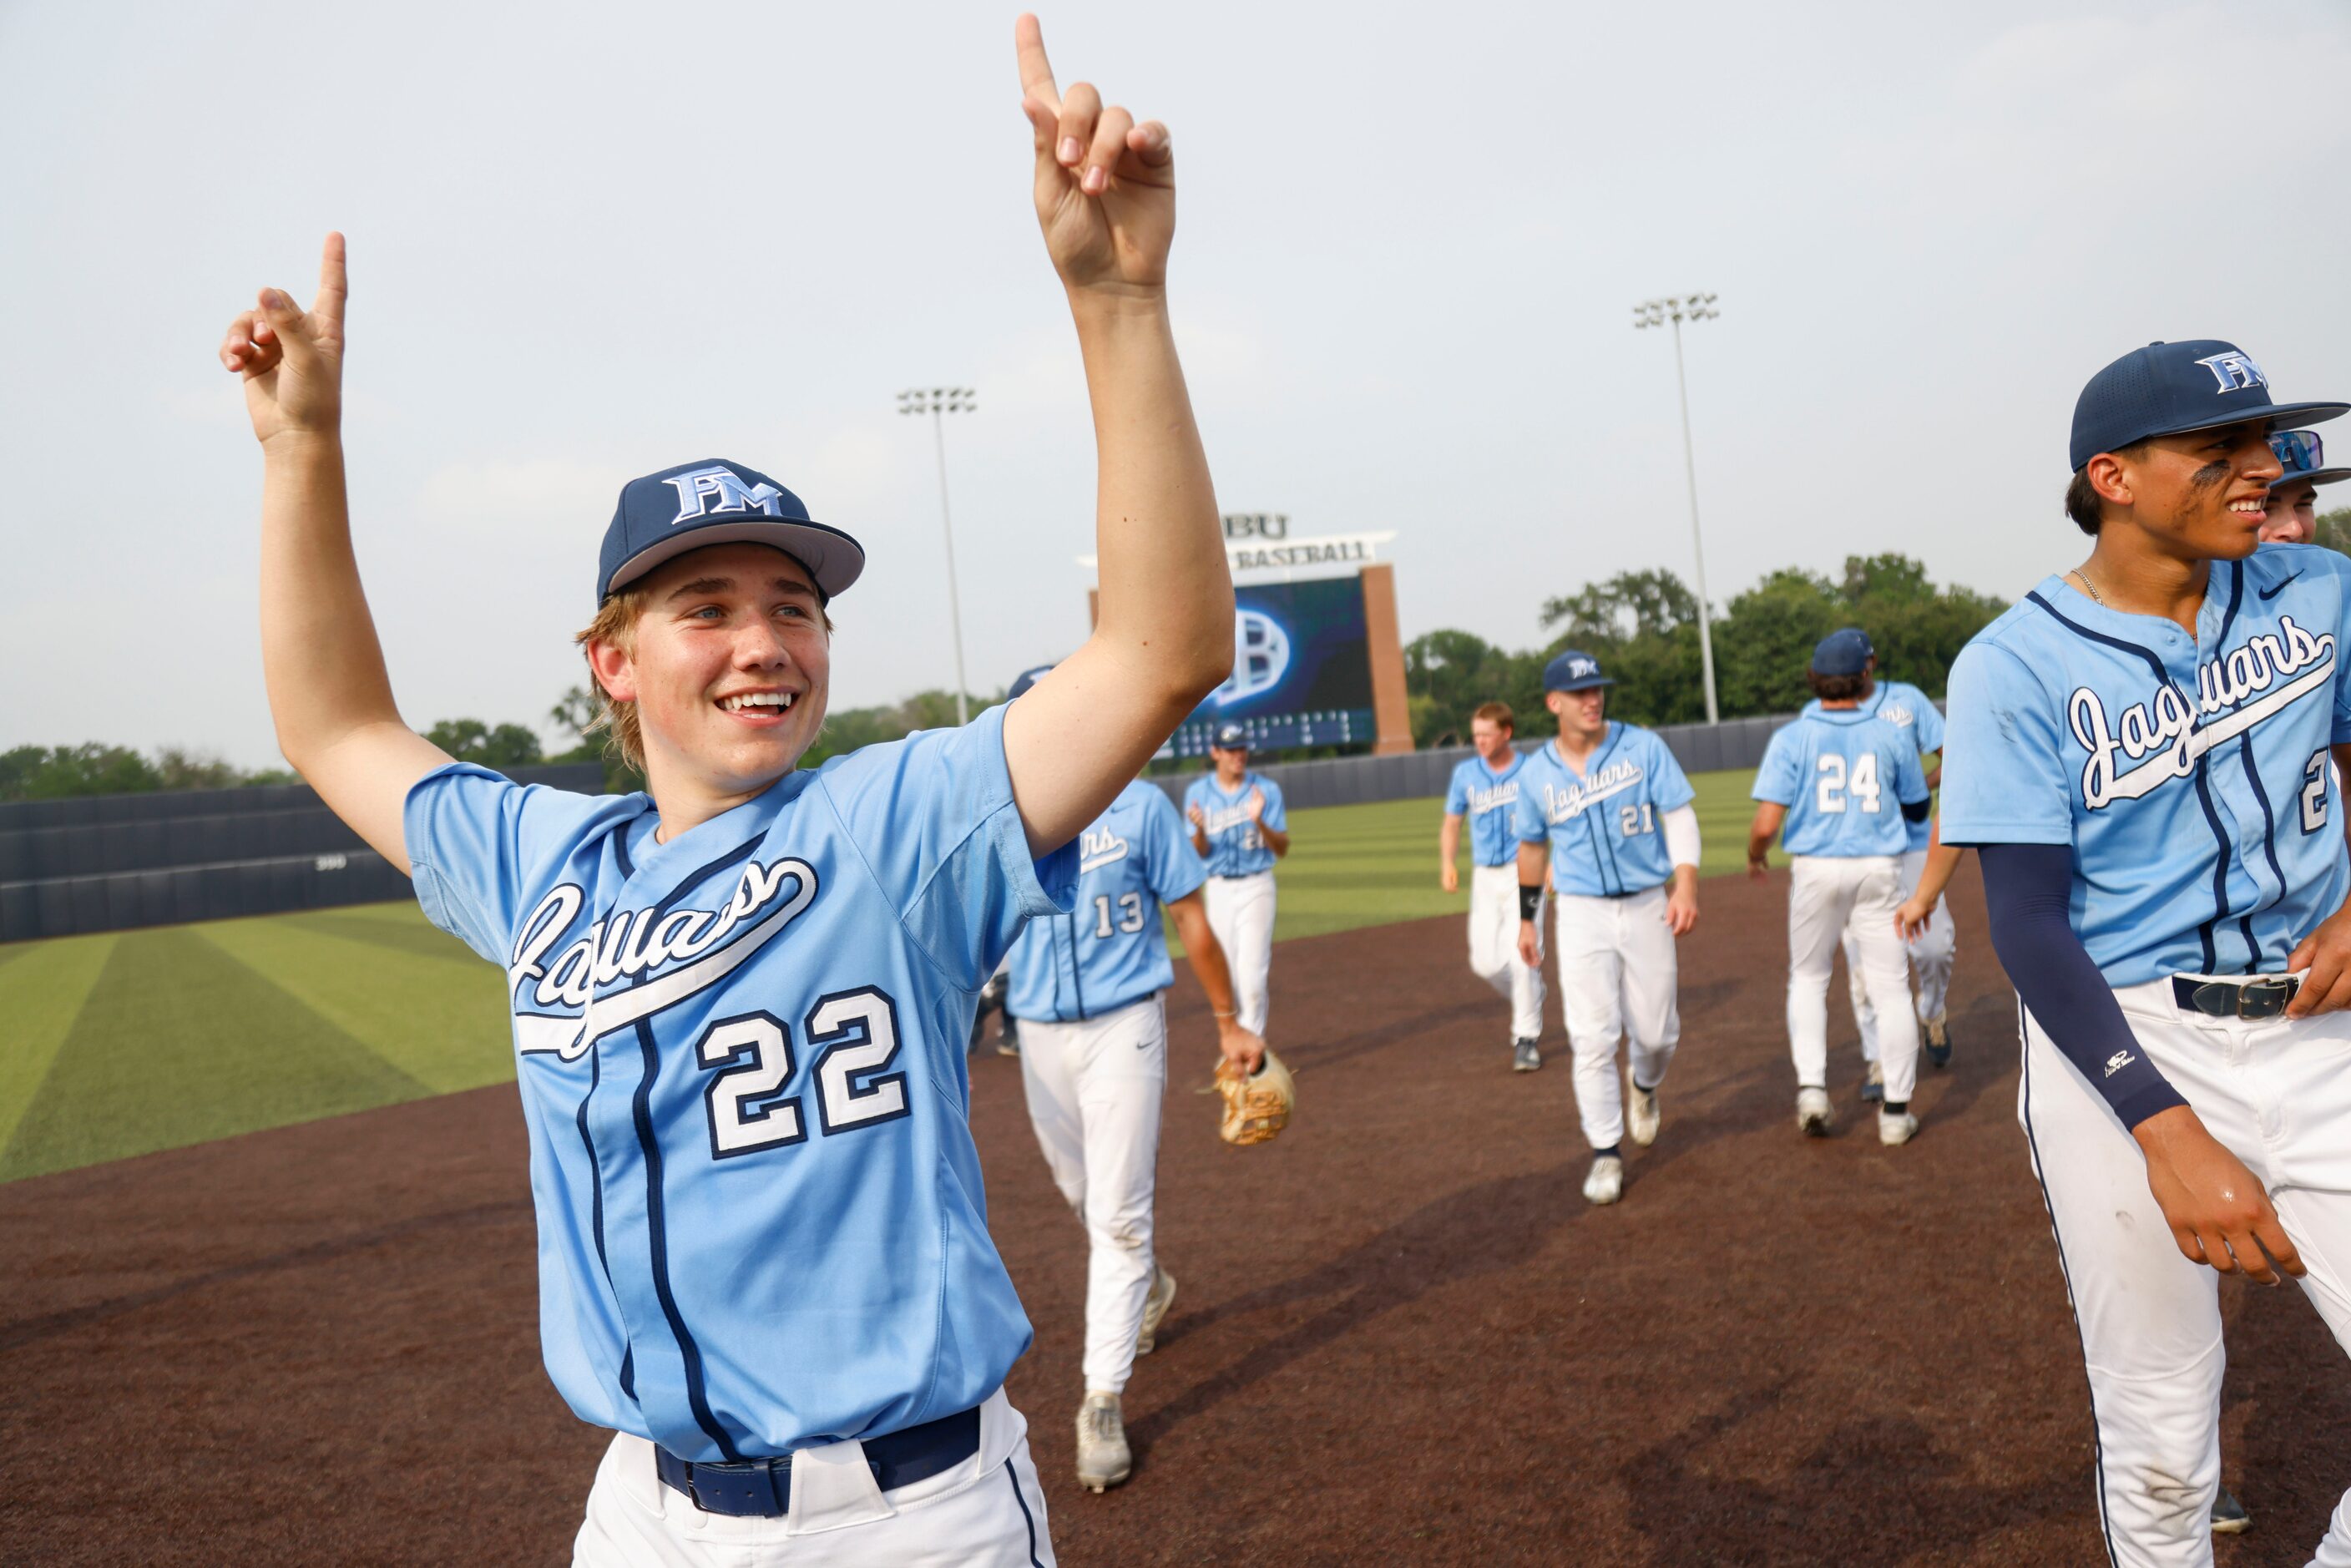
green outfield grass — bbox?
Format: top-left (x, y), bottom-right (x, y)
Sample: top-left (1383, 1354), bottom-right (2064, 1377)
top-left (0, 767), bottom-right (1773, 1183)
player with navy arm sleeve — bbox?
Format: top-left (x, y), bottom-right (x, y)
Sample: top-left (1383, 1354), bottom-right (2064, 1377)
top-left (1184, 723), bottom-right (1287, 1036)
top-left (1441, 701), bottom-right (1548, 1069)
top-left (1942, 339), bottom-right (2351, 1567)
top-left (1509, 652), bottom-right (1701, 1206)
top-left (217, 20), bottom-right (1236, 1564)
top-left (998, 670), bottom-right (1265, 1494)
top-left (1748, 630), bottom-right (1933, 1146)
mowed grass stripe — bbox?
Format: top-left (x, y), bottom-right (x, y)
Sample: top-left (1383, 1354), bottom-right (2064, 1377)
top-left (278, 908), bottom-right (486, 964)
top-left (0, 934), bottom-right (116, 1154)
top-left (195, 917), bottom-right (514, 1095)
top-left (0, 928), bottom-right (432, 1183)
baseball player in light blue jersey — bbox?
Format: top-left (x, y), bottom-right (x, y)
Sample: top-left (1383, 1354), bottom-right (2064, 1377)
top-left (997, 666), bottom-right (1263, 1494)
top-left (1184, 723), bottom-right (1289, 1036)
top-left (1442, 701), bottom-right (1547, 1069)
top-left (1749, 630), bottom-right (1933, 1146)
top-left (1814, 634), bottom-right (1957, 1104)
top-left (1943, 339), bottom-right (2351, 1566)
top-left (1511, 651), bottom-right (1701, 1206)
top-left (217, 22), bottom-right (1238, 1564)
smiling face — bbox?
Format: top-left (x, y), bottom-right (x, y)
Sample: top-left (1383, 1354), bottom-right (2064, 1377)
top-left (2262, 478), bottom-right (2320, 545)
top-left (587, 542), bottom-right (832, 802)
top-left (2093, 420), bottom-right (2284, 562)
top-left (1211, 744), bottom-right (1248, 785)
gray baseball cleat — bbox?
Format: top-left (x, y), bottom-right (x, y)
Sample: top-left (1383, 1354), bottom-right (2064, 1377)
top-left (1512, 1038), bottom-right (1541, 1073)
top-left (1625, 1069), bottom-right (1661, 1147)
top-left (1797, 1087), bottom-right (1834, 1137)
top-left (1075, 1391), bottom-right (1132, 1493)
top-left (1859, 1061), bottom-right (1884, 1104)
top-left (1582, 1153), bottom-right (1625, 1206)
top-left (1135, 1266), bottom-right (1176, 1356)
top-left (1924, 1014), bottom-right (1952, 1069)
top-left (2212, 1485), bottom-right (2249, 1534)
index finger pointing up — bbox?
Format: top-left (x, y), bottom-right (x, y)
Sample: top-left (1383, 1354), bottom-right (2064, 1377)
top-left (1014, 13), bottom-right (1059, 114)
top-left (312, 231), bottom-right (349, 326)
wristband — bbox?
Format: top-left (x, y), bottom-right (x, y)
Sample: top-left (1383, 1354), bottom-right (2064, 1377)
top-left (1519, 883), bottom-right (1544, 922)
top-left (1213, 1009), bottom-right (1238, 1019)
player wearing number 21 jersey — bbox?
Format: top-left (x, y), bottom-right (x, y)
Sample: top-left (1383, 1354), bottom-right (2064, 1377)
top-left (1749, 630), bottom-right (1932, 1146)
top-left (1512, 650), bottom-right (1701, 1206)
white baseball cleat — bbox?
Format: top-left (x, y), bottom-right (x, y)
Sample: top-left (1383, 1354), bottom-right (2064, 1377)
top-left (1135, 1265), bottom-right (1176, 1356)
top-left (1625, 1069), bottom-right (1661, 1147)
top-left (1075, 1391), bottom-right (1132, 1493)
top-left (1878, 1108), bottom-right (1920, 1146)
top-left (1582, 1153), bottom-right (1625, 1206)
top-left (1797, 1087), bottom-right (1834, 1137)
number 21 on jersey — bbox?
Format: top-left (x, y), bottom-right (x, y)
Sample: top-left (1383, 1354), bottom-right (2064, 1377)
top-left (1816, 754), bottom-right (1880, 813)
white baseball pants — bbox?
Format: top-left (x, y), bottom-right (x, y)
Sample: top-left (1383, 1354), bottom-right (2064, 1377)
top-left (1553, 884), bottom-right (1681, 1151)
top-left (573, 1388), bottom-right (1056, 1566)
top-left (1018, 995), bottom-right (1166, 1396)
top-left (1202, 870), bottom-right (1277, 1036)
top-left (1786, 855), bottom-right (1919, 1105)
top-left (1469, 864), bottom-right (1547, 1041)
top-left (2021, 984), bottom-right (2351, 1568)
top-left (1849, 847), bottom-right (1956, 1063)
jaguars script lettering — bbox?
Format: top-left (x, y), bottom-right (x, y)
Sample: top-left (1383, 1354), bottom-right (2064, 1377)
top-left (2070, 616), bottom-right (2336, 808)
top-left (1540, 761), bottom-right (1646, 824)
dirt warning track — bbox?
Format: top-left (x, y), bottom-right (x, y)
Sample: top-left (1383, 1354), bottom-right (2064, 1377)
top-left (3, 867), bottom-right (2342, 1565)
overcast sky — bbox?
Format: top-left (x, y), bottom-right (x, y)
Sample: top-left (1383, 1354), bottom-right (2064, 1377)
top-left (6, 0), bottom-right (2348, 769)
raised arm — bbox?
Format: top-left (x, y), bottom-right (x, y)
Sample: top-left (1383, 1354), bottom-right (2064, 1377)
top-left (219, 234), bottom-right (448, 871)
top-left (999, 16), bottom-right (1233, 853)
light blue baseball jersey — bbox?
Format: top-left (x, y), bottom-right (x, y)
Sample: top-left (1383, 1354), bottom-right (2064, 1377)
top-left (1805, 679), bottom-right (1946, 852)
top-left (1942, 548), bottom-right (2351, 986)
top-left (1511, 725), bottom-right (1696, 897)
top-left (1753, 708), bottom-right (1929, 858)
top-left (1005, 779), bottom-right (1205, 1023)
top-left (1446, 751), bottom-right (1530, 867)
top-left (1184, 771), bottom-right (1287, 878)
top-left (402, 702), bottom-right (1076, 1462)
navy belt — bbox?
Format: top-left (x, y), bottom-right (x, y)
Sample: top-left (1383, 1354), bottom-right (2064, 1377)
top-left (2172, 974), bottom-right (2299, 1020)
top-left (655, 1404), bottom-right (981, 1518)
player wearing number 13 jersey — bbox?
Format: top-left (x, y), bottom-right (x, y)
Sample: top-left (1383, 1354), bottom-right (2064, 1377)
top-left (1749, 630), bottom-right (1933, 1147)
top-left (999, 665), bottom-right (1266, 1494)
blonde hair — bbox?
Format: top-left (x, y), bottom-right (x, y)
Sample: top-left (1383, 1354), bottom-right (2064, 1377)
top-left (573, 579), bottom-right (835, 773)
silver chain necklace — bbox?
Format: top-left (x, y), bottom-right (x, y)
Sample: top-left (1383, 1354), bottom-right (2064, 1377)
top-left (2071, 565), bottom-right (2106, 606)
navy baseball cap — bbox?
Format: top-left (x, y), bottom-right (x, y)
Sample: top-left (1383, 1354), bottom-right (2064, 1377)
top-left (2068, 341), bottom-right (2348, 473)
top-left (1543, 650), bottom-right (1614, 692)
top-left (2272, 430), bottom-right (2351, 490)
top-left (1008, 663), bottom-right (1055, 701)
top-left (1832, 626), bottom-right (1876, 662)
top-left (597, 458), bottom-right (867, 604)
top-left (1211, 721), bottom-right (1249, 749)
top-left (1812, 629), bottom-right (1873, 676)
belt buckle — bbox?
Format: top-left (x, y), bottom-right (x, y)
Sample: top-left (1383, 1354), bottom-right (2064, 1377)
top-left (2237, 978), bottom-right (2293, 1019)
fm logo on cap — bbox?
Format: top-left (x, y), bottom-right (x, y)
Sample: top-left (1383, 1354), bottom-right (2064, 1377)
top-left (665, 464), bottom-right (786, 525)
top-left (2194, 352), bottom-right (2267, 394)
top-left (1568, 657), bottom-right (1598, 679)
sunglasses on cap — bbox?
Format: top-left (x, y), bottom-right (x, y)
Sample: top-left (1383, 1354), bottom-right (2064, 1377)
top-left (2273, 429), bottom-right (2325, 476)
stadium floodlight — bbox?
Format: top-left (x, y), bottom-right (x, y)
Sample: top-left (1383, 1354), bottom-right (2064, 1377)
top-left (1632, 295), bottom-right (1722, 725)
top-left (897, 387), bottom-right (978, 725)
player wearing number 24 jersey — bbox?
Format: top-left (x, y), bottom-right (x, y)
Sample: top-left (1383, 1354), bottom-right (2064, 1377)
top-left (1751, 630), bottom-right (1932, 1146)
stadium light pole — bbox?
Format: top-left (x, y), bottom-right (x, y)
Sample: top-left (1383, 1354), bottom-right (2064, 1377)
top-left (897, 387), bottom-right (977, 725)
top-left (1633, 294), bottom-right (1722, 725)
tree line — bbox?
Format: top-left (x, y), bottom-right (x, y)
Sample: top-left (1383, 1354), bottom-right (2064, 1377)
top-left (15, 522), bottom-right (2350, 800)
top-left (1405, 552), bottom-right (2008, 748)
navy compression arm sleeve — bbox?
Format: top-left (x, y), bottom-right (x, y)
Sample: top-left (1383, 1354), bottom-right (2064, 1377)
top-left (1979, 842), bottom-right (2188, 1129)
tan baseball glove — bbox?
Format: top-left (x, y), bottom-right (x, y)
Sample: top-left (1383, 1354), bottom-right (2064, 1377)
top-left (1215, 1050), bottom-right (1295, 1146)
